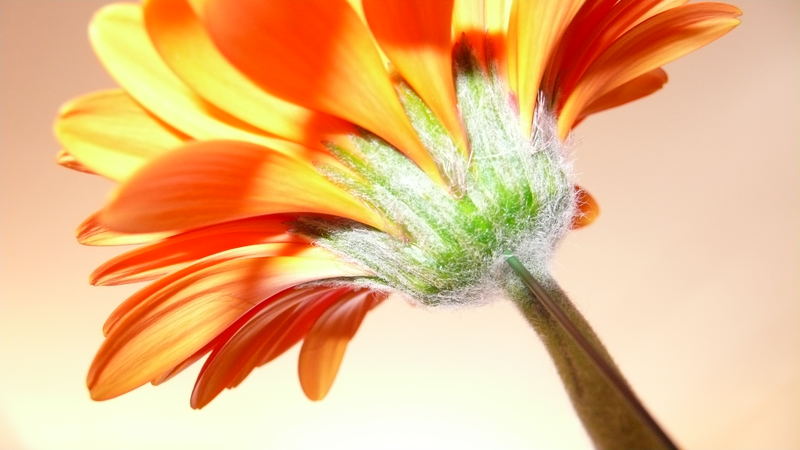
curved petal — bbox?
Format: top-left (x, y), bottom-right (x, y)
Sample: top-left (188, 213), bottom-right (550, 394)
top-left (558, 3), bottom-right (741, 136)
top-left (298, 291), bottom-right (383, 400)
top-left (89, 3), bottom-right (300, 153)
top-left (507, 0), bottom-right (585, 135)
top-left (363, 0), bottom-right (466, 152)
top-left (548, 0), bottom-right (685, 110)
top-left (88, 247), bottom-right (368, 400)
top-left (101, 245), bottom-right (333, 337)
top-left (199, 0), bottom-right (443, 183)
top-left (142, 0), bottom-right (350, 147)
top-left (99, 140), bottom-right (387, 233)
top-left (636, 0), bottom-right (691, 25)
top-left (575, 68), bottom-right (668, 124)
top-left (190, 287), bottom-right (353, 408)
top-left (157, 287), bottom-right (343, 390)
top-left (77, 212), bottom-right (172, 246)
top-left (91, 216), bottom-right (308, 286)
top-left (55, 89), bottom-right (186, 181)
top-left (150, 346), bottom-right (209, 386)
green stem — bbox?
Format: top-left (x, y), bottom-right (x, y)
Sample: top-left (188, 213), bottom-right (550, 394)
top-left (505, 255), bottom-right (678, 450)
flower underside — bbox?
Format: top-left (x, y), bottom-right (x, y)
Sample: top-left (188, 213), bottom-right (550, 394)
top-left (309, 47), bottom-right (575, 305)
top-left (54, 0), bottom-right (741, 408)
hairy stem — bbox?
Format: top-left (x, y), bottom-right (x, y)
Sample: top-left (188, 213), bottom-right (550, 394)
top-left (505, 255), bottom-right (678, 449)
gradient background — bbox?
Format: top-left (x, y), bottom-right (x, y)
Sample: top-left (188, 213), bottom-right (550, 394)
top-left (1, 1), bottom-right (798, 449)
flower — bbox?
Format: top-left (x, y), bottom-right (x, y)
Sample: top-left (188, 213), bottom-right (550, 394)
top-left (55, 0), bottom-right (740, 409)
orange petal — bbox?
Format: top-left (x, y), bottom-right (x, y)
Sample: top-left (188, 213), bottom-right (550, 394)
top-left (142, 0), bottom-right (350, 147)
top-left (548, 0), bottom-right (686, 111)
top-left (150, 346), bottom-right (209, 386)
top-left (575, 68), bottom-right (668, 124)
top-left (571, 186), bottom-right (600, 229)
top-left (636, 1), bottom-right (692, 25)
top-left (452, 0), bottom-right (485, 38)
top-left (452, 0), bottom-right (487, 64)
top-left (101, 245), bottom-right (355, 336)
top-left (298, 291), bottom-right (383, 400)
top-left (507, 0), bottom-right (585, 135)
top-left (452, 0), bottom-right (512, 72)
top-left (89, 3), bottom-right (299, 152)
top-left (363, 0), bottom-right (466, 153)
top-left (99, 140), bottom-right (386, 233)
top-left (55, 89), bottom-right (186, 181)
top-left (199, 0), bottom-right (443, 183)
top-left (191, 287), bottom-right (353, 408)
top-left (91, 216), bottom-right (308, 286)
top-left (558, 3), bottom-right (741, 137)
top-left (77, 212), bottom-right (172, 246)
top-left (88, 248), bottom-right (368, 400)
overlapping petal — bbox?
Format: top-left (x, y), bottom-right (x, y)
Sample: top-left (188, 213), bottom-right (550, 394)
top-left (577, 68), bottom-right (668, 122)
top-left (507, 0), bottom-right (584, 135)
top-left (90, 3), bottom-right (307, 155)
top-left (548, 0), bottom-right (685, 113)
top-left (363, 0), bottom-right (466, 152)
top-left (91, 216), bottom-right (307, 286)
top-left (76, 212), bottom-right (172, 246)
top-left (58, 0), bottom-right (740, 409)
top-left (558, 3), bottom-right (741, 136)
top-left (55, 89), bottom-right (186, 181)
top-left (142, 0), bottom-right (351, 147)
top-left (198, 0), bottom-right (444, 183)
top-left (99, 140), bottom-right (386, 233)
top-left (452, 0), bottom-right (513, 73)
top-left (191, 287), bottom-right (357, 408)
top-left (299, 290), bottom-right (383, 400)
top-left (88, 246), bottom-right (369, 400)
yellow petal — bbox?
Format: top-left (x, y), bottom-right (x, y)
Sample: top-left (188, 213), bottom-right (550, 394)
top-left (452, 0), bottom-right (513, 71)
top-left (199, 0), bottom-right (444, 184)
top-left (89, 3), bottom-right (297, 152)
top-left (57, 149), bottom-right (95, 175)
top-left (507, 0), bottom-right (585, 135)
top-left (452, 0), bottom-right (484, 38)
top-left (452, 0), bottom-right (486, 63)
top-left (55, 89), bottom-right (185, 181)
top-left (99, 140), bottom-right (387, 233)
top-left (142, 0), bottom-right (350, 147)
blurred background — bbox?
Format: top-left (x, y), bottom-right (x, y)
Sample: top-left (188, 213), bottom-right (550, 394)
top-left (1, 1), bottom-right (797, 449)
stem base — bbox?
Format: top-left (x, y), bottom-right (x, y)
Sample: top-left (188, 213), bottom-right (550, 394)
top-left (505, 259), bottom-right (676, 449)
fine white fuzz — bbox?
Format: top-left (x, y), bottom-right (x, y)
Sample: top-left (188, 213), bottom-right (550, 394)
top-left (306, 58), bottom-right (576, 308)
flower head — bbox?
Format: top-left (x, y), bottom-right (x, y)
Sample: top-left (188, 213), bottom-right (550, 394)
top-left (56, 0), bottom-right (739, 407)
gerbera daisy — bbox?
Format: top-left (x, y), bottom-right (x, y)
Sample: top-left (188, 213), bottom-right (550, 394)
top-left (55, 0), bottom-right (739, 447)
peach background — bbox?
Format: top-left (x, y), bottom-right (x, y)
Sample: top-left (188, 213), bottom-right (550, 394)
top-left (1, 1), bottom-right (797, 449)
